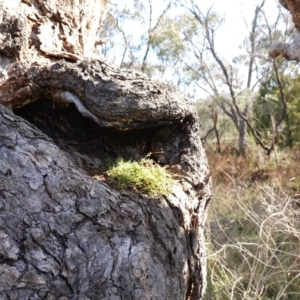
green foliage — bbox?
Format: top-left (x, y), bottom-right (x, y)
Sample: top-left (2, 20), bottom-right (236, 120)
top-left (285, 77), bottom-right (300, 146)
top-left (151, 14), bottom-right (197, 63)
top-left (287, 178), bottom-right (300, 191)
top-left (253, 71), bottom-right (300, 147)
top-left (107, 158), bottom-right (174, 196)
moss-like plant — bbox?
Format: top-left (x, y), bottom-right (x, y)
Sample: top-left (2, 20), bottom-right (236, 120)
top-left (107, 158), bottom-right (174, 196)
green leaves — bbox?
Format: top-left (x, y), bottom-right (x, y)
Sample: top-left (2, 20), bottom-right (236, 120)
top-left (253, 70), bottom-right (300, 147)
top-left (151, 14), bottom-right (197, 63)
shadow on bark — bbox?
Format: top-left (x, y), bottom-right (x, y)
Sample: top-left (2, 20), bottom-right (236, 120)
top-left (0, 1), bottom-right (212, 298)
top-left (0, 93), bottom-right (211, 299)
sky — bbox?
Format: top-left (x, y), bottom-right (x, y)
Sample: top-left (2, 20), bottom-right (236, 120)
top-left (107, 0), bottom-right (284, 64)
top-left (204, 0), bottom-right (281, 60)
top-left (105, 0), bottom-right (288, 97)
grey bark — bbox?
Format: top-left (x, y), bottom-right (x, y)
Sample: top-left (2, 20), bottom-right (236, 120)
top-left (238, 118), bottom-right (248, 158)
top-left (220, 102), bottom-right (249, 158)
top-left (0, 1), bottom-right (212, 299)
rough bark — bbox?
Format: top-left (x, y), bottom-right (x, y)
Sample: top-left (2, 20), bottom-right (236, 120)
top-left (270, 0), bottom-right (300, 60)
top-left (0, 1), bottom-right (212, 299)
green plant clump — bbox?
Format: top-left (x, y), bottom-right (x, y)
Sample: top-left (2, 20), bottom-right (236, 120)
top-left (107, 158), bottom-right (174, 196)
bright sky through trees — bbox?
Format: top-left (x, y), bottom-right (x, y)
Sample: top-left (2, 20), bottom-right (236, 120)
top-left (204, 0), bottom-right (282, 60)
top-left (105, 0), bottom-right (283, 66)
top-left (104, 0), bottom-right (289, 100)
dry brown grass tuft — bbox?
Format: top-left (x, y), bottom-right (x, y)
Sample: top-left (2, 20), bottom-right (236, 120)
top-left (206, 145), bottom-right (300, 195)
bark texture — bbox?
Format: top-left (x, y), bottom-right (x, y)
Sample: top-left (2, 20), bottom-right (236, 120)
top-left (270, 0), bottom-right (300, 60)
top-left (0, 1), bottom-right (212, 299)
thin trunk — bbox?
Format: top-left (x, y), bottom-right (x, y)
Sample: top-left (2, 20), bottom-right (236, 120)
top-left (215, 126), bottom-right (222, 153)
top-left (285, 113), bottom-right (293, 147)
top-left (238, 119), bottom-right (248, 158)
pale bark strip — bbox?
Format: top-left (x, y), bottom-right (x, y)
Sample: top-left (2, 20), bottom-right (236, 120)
top-left (0, 103), bottom-right (211, 299)
top-left (0, 59), bottom-right (194, 130)
top-left (269, 34), bottom-right (300, 60)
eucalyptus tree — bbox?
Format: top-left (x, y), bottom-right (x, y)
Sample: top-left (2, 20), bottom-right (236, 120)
top-left (182, 0), bottom-right (295, 157)
top-left (253, 67), bottom-right (300, 148)
top-left (100, 0), bottom-right (173, 74)
top-left (102, 0), bottom-right (295, 157)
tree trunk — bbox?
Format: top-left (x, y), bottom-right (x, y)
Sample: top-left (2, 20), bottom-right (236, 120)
top-left (0, 1), bottom-right (212, 300)
top-left (238, 119), bottom-right (248, 158)
top-left (220, 103), bottom-right (248, 157)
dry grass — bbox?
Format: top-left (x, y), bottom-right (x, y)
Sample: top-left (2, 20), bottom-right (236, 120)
top-left (204, 145), bottom-right (300, 300)
top-left (206, 145), bottom-right (300, 216)
top-left (206, 145), bottom-right (300, 190)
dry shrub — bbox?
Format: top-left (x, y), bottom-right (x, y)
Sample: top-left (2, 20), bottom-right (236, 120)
top-left (204, 146), bottom-right (300, 300)
top-left (205, 186), bottom-right (300, 300)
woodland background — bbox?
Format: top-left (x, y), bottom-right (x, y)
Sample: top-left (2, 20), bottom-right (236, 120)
top-left (99, 0), bottom-right (300, 299)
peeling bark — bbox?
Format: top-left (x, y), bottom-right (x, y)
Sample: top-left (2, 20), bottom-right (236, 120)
top-left (269, 33), bottom-right (300, 60)
top-left (0, 1), bottom-right (212, 299)
top-left (270, 0), bottom-right (300, 60)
